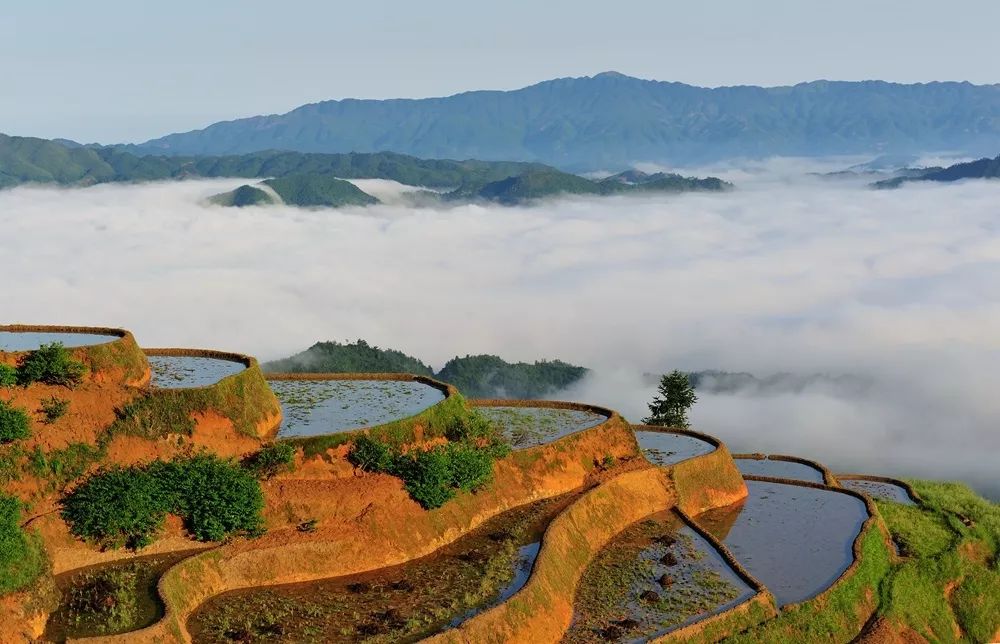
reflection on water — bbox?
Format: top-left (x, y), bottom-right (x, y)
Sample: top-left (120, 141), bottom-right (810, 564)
top-left (735, 456), bottom-right (825, 483)
top-left (149, 355), bottom-right (246, 389)
top-left (0, 331), bottom-right (119, 351)
top-left (695, 480), bottom-right (867, 606)
top-left (635, 430), bottom-right (715, 466)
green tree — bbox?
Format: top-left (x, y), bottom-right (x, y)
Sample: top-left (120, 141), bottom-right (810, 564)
top-left (643, 370), bottom-right (698, 428)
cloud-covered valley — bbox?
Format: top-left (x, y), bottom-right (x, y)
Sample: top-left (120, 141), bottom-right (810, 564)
top-left (2, 170), bottom-right (998, 498)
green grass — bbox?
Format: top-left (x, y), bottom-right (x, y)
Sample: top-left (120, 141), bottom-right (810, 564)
top-left (0, 494), bottom-right (48, 594)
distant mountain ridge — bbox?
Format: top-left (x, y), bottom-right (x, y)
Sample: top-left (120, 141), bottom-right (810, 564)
top-left (128, 73), bottom-right (1000, 170)
top-left (874, 154), bottom-right (1000, 188)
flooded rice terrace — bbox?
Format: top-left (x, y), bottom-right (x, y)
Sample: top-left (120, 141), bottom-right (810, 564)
top-left (475, 406), bottom-right (607, 448)
top-left (696, 480), bottom-right (868, 606)
top-left (44, 550), bottom-right (200, 641)
top-left (269, 379), bottom-right (446, 437)
top-left (0, 331), bottom-right (119, 351)
top-left (634, 430), bottom-right (715, 466)
top-left (840, 478), bottom-right (916, 505)
top-left (734, 455), bottom-right (825, 483)
top-left (564, 510), bottom-right (754, 642)
top-left (148, 355), bottom-right (247, 388)
top-left (187, 494), bottom-right (577, 643)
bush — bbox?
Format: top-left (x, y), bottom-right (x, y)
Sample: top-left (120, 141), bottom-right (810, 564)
top-left (444, 410), bottom-right (497, 442)
top-left (0, 494), bottom-right (46, 594)
top-left (17, 342), bottom-right (86, 387)
top-left (393, 447), bottom-right (456, 509)
top-left (242, 442), bottom-right (295, 479)
top-left (0, 364), bottom-right (15, 387)
top-left (39, 396), bottom-right (70, 424)
top-left (61, 466), bottom-right (166, 550)
top-left (61, 454), bottom-right (265, 549)
top-left (154, 455), bottom-right (264, 542)
top-left (0, 401), bottom-right (30, 443)
top-left (348, 435), bottom-right (395, 472)
top-left (446, 442), bottom-right (495, 492)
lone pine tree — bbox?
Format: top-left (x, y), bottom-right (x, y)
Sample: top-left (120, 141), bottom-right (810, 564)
top-left (643, 370), bottom-right (697, 428)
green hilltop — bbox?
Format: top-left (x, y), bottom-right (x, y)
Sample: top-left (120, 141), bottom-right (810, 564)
top-left (262, 340), bottom-right (588, 399)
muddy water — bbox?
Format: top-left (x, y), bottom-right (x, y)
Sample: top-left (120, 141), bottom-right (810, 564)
top-left (735, 456), bottom-right (825, 483)
top-left (148, 355), bottom-right (247, 388)
top-left (564, 510), bottom-right (754, 642)
top-left (44, 550), bottom-right (200, 641)
top-left (696, 480), bottom-right (868, 606)
top-left (269, 379), bottom-right (446, 438)
top-left (0, 331), bottom-right (119, 351)
top-left (476, 406), bottom-right (607, 448)
top-left (635, 430), bottom-right (715, 466)
top-left (187, 494), bottom-right (577, 643)
top-left (841, 479), bottom-right (916, 505)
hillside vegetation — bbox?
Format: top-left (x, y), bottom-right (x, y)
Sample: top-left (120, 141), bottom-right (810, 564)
top-left (0, 135), bottom-right (728, 206)
top-left (262, 340), bottom-right (588, 399)
top-left (127, 73), bottom-right (1000, 169)
top-left (875, 153), bottom-right (1000, 188)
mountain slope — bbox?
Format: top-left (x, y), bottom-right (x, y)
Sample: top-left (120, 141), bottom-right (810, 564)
top-left (130, 73), bottom-right (1000, 169)
top-left (874, 154), bottom-right (1000, 188)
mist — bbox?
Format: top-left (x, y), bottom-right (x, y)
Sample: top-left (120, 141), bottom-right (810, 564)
top-left (2, 169), bottom-right (999, 498)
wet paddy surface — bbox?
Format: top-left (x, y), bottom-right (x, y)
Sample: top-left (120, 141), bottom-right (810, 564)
top-left (0, 331), bottom-right (119, 351)
top-left (696, 480), bottom-right (868, 606)
top-left (564, 510), bottom-right (754, 642)
top-left (44, 550), bottom-right (200, 641)
top-left (735, 456), bottom-right (825, 483)
top-left (148, 355), bottom-right (247, 388)
top-left (187, 494), bottom-right (576, 643)
top-left (841, 479), bottom-right (916, 505)
top-left (270, 379), bottom-right (446, 438)
top-left (476, 406), bottom-right (607, 448)
top-left (634, 430), bottom-right (715, 466)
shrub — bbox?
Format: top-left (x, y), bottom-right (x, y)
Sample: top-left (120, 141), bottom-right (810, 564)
top-left (61, 466), bottom-right (166, 550)
top-left (348, 435), bottom-right (395, 472)
top-left (17, 342), bottom-right (86, 387)
top-left (0, 401), bottom-right (30, 443)
top-left (393, 447), bottom-right (456, 509)
top-left (0, 494), bottom-right (46, 594)
top-left (154, 455), bottom-right (264, 542)
top-left (39, 396), bottom-right (70, 424)
top-left (0, 364), bottom-right (15, 387)
top-left (242, 442), bottom-right (295, 479)
top-left (29, 442), bottom-right (103, 490)
top-left (444, 410), bottom-right (497, 442)
top-left (446, 442), bottom-right (495, 492)
top-left (61, 454), bottom-right (265, 549)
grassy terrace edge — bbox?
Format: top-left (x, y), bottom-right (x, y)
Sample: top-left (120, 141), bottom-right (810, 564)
top-left (0, 324), bottom-right (149, 387)
top-left (108, 348), bottom-right (281, 441)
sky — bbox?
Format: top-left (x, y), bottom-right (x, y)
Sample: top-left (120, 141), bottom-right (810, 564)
top-left (2, 163), bottom-right (1000, 499)
top-left (2, 0), bottom-right (999, 143)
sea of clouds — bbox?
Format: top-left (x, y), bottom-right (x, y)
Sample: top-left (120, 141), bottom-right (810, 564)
top-left (2, 165), bottom-right (998, 498)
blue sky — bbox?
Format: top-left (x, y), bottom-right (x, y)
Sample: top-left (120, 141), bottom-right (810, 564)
top-left (2, 0), bottom-right (998, 143)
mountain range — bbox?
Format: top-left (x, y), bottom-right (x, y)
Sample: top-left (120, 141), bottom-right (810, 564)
top-left (124, 72), bottom-right (1000, 170)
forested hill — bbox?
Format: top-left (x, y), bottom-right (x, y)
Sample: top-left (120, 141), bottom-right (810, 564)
top-left (874, 154), bottom-right (1000, 188)
top-left (262, 341), bottom-right (588, 399)
top-left (129, 73), bottom-right (1000, 169)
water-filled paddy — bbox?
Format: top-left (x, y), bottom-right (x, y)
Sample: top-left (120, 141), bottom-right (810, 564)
top-left (735, 456), bottom-right (825, 483)
top-left (269, 378), bottom-right (446, 437)
top-left (696, 480), bottom-right (868, 606)
top-left (841, 478), bottom-right (916, 505)
top-left (44, 550), bottom-right (199, 641)
top-left (0, 331), bottom-right (119, 352)
top-left (476, 405), bottom-right (607, 448)
top-left (635, 430), bottom-right (715, 466)
top-left (148, 355), bottom-right (247, 389)
top-left (186, 494), bottom-right (576, 643)
top-left (564, 510), bottom-right (754, 642)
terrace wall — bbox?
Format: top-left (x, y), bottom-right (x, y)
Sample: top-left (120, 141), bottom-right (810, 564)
top-left (0, 324), bottom-right (149, 387)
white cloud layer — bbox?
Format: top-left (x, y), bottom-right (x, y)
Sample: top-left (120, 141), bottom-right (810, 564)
top-left (2, 170), bottom-right (999, 498)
